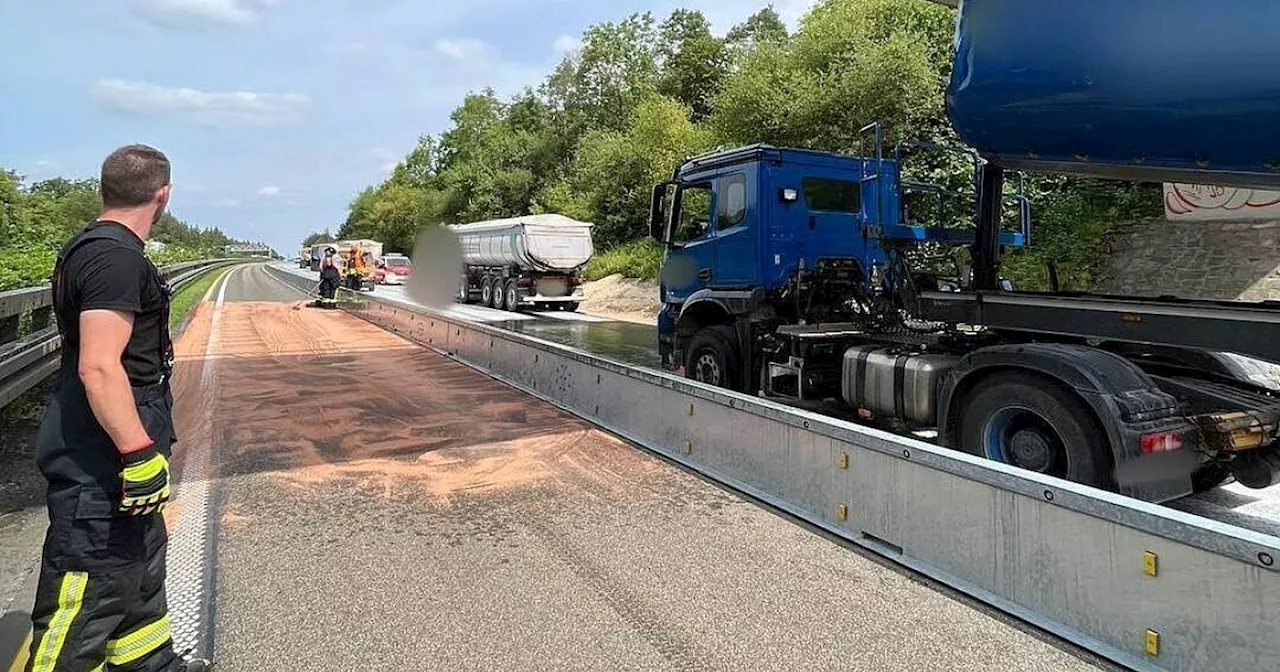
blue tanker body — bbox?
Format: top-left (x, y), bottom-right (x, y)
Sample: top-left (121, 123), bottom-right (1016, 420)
top-left (946, 0), bottom-right (1280, 189)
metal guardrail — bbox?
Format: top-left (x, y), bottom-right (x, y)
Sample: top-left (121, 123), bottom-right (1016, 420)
top-left (0, 259), bottom-right (243, 409)
top-left (266, 264), bottom-right (1277, 672)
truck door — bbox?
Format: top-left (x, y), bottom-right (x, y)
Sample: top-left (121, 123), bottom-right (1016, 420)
top-left (661, 181), bottom-right (716, 304)
top-left (709, 171), bottom-right (758, 288)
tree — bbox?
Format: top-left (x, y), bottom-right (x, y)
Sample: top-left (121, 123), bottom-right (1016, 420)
top-left (302, 230), bottom-right (336, 247)
top-left (656, 10), bottom-right (730, 122)
top-left (725, 6), bottom-right (789, 54)
top-left (0, 166), bottom-right (237, 290)
top-left (543, 13), bottom-right (660, 134)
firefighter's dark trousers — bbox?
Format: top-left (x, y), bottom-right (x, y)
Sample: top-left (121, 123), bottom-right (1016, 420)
top-left (26, 486), bottom-right (178, 671)
top-left (318, 267), bottom-right (340, 300)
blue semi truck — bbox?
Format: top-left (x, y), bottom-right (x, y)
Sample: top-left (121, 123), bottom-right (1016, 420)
top-left (649, 0), bottom-right (1280, 503)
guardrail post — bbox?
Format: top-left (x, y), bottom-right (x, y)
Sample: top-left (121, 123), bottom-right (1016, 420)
top-left (29, 306), bottom-right (52, 332)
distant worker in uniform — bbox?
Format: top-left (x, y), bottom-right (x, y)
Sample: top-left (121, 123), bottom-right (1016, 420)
top-left (345, 248), bottom-right (363, 291)
top-left (28, 144), bottom-right (212, 671)
top-left (317, 246), bottom-right (341, 305)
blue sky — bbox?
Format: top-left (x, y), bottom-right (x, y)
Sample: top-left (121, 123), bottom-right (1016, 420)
top-left (0, 0), bottom-right (813, 254)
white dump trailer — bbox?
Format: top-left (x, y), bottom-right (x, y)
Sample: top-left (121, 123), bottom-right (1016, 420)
top-left (448, 214), bottom-right (594, 312)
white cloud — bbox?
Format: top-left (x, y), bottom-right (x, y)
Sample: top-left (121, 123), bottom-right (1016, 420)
top-left (90, 79), bottom-right (310, 127)
top-left (434, 38), bottom-right (491, 62)
top-left (257, 185), bottom-right (281, 196)
top-left (552, 34), bottom-right (581, 55)
top-left (136, 0), bottom-right (282, 29)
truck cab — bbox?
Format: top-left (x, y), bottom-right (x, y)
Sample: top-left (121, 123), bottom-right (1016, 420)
top-left (655, 146), bottom-right (888, 303)
top-left (650, 141), bottom-right (1024, 386)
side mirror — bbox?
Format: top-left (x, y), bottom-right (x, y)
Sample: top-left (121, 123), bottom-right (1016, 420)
top-left (649, 182), bottom-right (672, 242)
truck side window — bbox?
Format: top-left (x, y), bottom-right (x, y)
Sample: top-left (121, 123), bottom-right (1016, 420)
top-left (719, 175), bottom-right (747, 230)
top-left (802, 177), bottom-right (861, 213)
top-left (673, 184), bottom-right (713, 244)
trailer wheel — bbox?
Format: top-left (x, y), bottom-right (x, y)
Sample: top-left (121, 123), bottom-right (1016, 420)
top-left (563, 302), bottom-right (580, 313)
top-left (958, 372), bottom-right (1113, 488)
top-left (481, 277), bottom-right (495, 307)
top-left (685, 325), bottom-right (741, 392)
top-left (494, 279), bottom-right (509, 311)
top-left (457, 279), bottom-right (469, 304)
top-left (504, 281), bottom-right (520, 313)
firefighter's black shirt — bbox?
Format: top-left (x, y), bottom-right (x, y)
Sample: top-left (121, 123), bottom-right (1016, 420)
top-left (55, 221), bottom-right (169, 387)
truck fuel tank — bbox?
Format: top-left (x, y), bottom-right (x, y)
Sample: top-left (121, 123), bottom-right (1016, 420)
top-left (841, 347), bottom-right (959, 426)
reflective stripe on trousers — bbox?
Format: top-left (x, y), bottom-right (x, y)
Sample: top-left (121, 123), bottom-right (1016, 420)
top-left (29, 572), bottom-right (88, 671)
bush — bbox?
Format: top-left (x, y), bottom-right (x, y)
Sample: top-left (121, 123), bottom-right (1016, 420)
top-left (0, 247), bottom-right (57, 291)
top-left (585, 238), bottom-right (665, 281)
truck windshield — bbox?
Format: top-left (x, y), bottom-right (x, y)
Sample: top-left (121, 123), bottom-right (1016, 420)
top-left (385, 257), bottom-right (409, 267)
top-left (803, 178), bottom-right (861, 213)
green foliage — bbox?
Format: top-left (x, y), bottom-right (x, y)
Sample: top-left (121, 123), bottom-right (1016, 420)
top-left (0, 168), bottom-right (242, 291)
top-left (0, 246), bottom-right (57, 291)
top-left (585, 238), bottom-right (665, 281)
top-left (302, 230), bottom-right (337, 247)
top-left (340, 0), bottom-right (1164, 285)
top-left (169, 267), bottom-right (226, 330)
top-left (1004, 178), bottom-right (1164, 291)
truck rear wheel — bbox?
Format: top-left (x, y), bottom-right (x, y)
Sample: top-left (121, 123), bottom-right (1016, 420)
top-left (684, 325), bottom-right (741, 392)
top-left (958, 372), bottom-right (1113, 489)
top-left (493, 278), bottom-right (508, 310)
top-left (504, 281), bottom-right (520, 313)
top-left (481, 277), bottom-right (495, 307)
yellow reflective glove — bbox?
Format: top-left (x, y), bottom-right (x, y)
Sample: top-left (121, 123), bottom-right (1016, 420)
top-left (120, 444), bottom-right (172, 516)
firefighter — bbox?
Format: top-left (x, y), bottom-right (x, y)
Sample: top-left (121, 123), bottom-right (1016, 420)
top-left (344, 248), bottom-right (364, 291)
top-left (317, 246), bottom-right (341, 305)
top-left (28, 145), bottom-right (212, 670)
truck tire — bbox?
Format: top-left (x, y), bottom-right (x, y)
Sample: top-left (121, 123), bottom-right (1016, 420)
top-left (684, 325), bottom-right (741, 392)
top-left (482, 277), bottom-right (495, 308)
top-left (563, 302), bottom-right (580, 312)
top-left (493, 279), bottom-right (508, 311)
top-left (457, 280), bottom-right (469, 304)
top-left (958, 371), bottom-right (1113, 489)
top-left (504, 281), bottom-right (520, 313)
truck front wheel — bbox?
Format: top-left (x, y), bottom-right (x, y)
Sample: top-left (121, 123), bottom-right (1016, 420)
top-left (684, 325), bottom-right (741, 392)
top-left (958, 372), bottom-right (1114, 489)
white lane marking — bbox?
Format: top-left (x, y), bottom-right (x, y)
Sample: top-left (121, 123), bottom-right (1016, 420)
top-left (167, 263), bottom-right (239, 656)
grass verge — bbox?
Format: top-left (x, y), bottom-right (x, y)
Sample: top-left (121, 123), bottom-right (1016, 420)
top-left (585, 239), bottom-right (664, 281)
top-left (169, 266), bottom-right (229, 331)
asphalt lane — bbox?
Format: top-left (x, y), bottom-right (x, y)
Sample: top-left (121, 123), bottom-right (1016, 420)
top-left (198, 264), bottom-right (1107, 671)
top-left (220, 262), bottom-right (313, 304)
